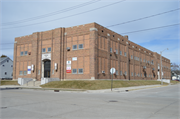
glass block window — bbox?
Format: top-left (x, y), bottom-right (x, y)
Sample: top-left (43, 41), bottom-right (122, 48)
top-left (73, 45), bottom-right (77, 50)
top-left (42, 48), bottom-right (46, 53)
top-left (79, 44), bottom-right (83, 49)
top-left (78, 69), bottom-right (83, 74)
top-left (72, 69), bottom-right (77, 74)
top-left (48, 47), bottom-right (51, 52)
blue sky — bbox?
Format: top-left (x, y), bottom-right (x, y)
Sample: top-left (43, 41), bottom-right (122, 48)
top-left (0, 0), bottom-right (179, 64)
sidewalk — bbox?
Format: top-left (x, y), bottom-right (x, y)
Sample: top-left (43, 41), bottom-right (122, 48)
top-left (0, 84), bottom-right (169, 93)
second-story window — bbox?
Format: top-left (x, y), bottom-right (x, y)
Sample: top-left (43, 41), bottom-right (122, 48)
top-left (78, 44), bottom-right (83, 49)
top-left (110, 48), bottom-right (112, 53)
top-left (124, 52), bottom-right (127, 57)
top-left (116, 49), bottom-right (118, 54)
top-left (120, 51), bottom-right (122, 55)
top-left (42, 48), bottom-right (46, 53)
top-left (48, 47), bottom-right (51, 52)
top-left (24, 51), bottom-right (28, 55)
top-left (20, 51), bottom-right (23, 56)
top-left (73, 45), bottom-right (77, 50)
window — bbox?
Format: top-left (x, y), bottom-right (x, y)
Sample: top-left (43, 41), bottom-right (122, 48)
top-left (140, 58), bottom-right (142, 62)
top-left (19, 71), bottom-right (23, 75)
top-left (131, 55), bottom-right (133, 59)
top-left (120, 71), bottom-right (122, 75)
top-left (42, 48), bottom-right (46, 53)
top-left (120, 51), bottom-right (122, 55)
top-left (24, 51), bottom-right (28, 55)
top-left (116, 49), bottom-right (118, 54)
top-left (141, 73), bottom-right (142, 77)
top-left (110, 48), bottom-right (112, 53)
top-left (38, 70), bottom-right (40, 75)
top-left (138, 73), bottom-right (139, 77)
top-left (116, 70), bottom-right (118, 75)
top-left (151, 60), bottom-right (154, 65)
top-left (72, 69), bottom-right (77, 74)
top-left (131, 72), bottom-right (133, 76)
top-left (124, 52), bottom-right (126, 57)
top-left (134, 56), bottom-right (136, 60)
top-left (134, 73), bottom-right (136, 77)
top-left (124, 71), bottom-right (127, 76)
top-left (73, 45), bottom-right (77, 50)
top-left (3, 65), bottom-right (4, 67)
top-left (48, 47), bottom-right (51, 52)
top-left (24, 71), bottom-right (27, 75)
top-left (5, 72), bottom-right (7, 75)
top-left (78, 69), bottom-right (83, 74)
top-left (78, 44), bottom-right (83, 49)
top-left (7, 60), bottom-right (9, 62)
top-left (11, 65), bottom-right (13, 67)
top-left (20, 51), bottom-right (23, 56)
top-left (143, 59), bottom-right (145, 62)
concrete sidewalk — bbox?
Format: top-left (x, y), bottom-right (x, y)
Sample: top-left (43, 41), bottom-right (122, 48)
top-left (0, 84), bottom-right (169, 93)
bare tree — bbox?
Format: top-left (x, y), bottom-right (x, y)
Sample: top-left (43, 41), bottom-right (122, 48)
top-left (171, 63), bottom-right (180, 75)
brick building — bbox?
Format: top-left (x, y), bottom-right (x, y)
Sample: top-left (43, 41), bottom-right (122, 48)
top-left (13, 22), bottom-right (171, 81)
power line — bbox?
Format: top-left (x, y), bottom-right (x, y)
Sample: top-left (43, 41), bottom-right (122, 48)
top-left (2, 0), bottom-right (126, 29)
top-left (106, 8), bottom-right (180, 28)
top-left (0, 23), bottom-right (179, 47)
top-left (120, 23), bottom-right (180, 34)
top-left (2, 0), bottom-right (100, 26)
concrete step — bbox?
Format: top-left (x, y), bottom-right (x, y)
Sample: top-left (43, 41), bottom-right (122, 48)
top-left (22, 81), bottom-right (41, 87)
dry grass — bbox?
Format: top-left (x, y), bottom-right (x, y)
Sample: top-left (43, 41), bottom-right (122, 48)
top-left (170, 80), bottom-right (180, 85)
top-left (0, 80), bottom-right (19, 85)
top-left (40, 80), bottom-right (168, 90)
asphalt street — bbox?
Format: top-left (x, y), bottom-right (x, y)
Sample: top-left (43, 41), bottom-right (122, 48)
top-left (0, 84), bottom-right (179, 119)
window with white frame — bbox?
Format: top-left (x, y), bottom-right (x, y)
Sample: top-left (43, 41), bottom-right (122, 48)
top-left (48, 47), bottom-right (51, 52)
top-left (78, 68), bottom-right (83, 74)
top-left (72, 69), bottom-right (77, 74)
top-left (24, 71), bottom-right (27, 75)
top-left (24, 51), bottom-right (28, 55)
top-left (131, 55), bottom-right (133, 59)
top-left (20, 51), bottom-right (23, 56)
top-left (120, 71), bottom-right (122, 75)
top-left (116, 49), bottom-right (118, 54)
top-left (116, 70), bottom-right (118, 75)
top-left (79, 44), bottom-right (83, 49)
top-left (19, 71), bottom-right (23, 75)
top-left (73, 45), bottom-right (77, 50)
top-left (42, 48), bottom-right (46, 53)
top-left (110, 48), bottom-right (112, 53)
top-left (124, 52), bottom-right (126, 57)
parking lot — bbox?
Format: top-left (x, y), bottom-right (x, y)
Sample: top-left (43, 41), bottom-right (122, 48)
top-left (1, 84), bottom-right (179, 119)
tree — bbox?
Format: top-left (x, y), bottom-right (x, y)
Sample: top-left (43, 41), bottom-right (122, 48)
top-left (0, 55), bottom-right (7, 58)
top-left (171, 63), bottom-right (180, 75)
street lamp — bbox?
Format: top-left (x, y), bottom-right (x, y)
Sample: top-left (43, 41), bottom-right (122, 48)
top-left (160, 48), bottom-right (168, 85)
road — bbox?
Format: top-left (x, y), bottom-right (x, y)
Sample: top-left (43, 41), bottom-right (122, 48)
top-left (0, 84), bottom-right (179, 119)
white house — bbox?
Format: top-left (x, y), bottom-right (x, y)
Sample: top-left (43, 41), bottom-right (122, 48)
top-left (0, 56), bottom-right (13, 80)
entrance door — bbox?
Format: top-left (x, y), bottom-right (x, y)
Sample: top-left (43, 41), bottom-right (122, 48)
top-left (44, 60), bottom-right (51, 78)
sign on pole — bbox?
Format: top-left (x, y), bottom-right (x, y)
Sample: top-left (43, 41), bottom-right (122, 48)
top-left (110, 68), bottom-right (116, 91)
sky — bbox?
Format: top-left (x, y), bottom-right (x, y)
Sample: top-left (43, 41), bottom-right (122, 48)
top-left (0, 0), bottom-right (180, 64)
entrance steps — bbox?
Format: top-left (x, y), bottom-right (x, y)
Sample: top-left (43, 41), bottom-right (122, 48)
top-left (22, 81), bottom-right (41, 87)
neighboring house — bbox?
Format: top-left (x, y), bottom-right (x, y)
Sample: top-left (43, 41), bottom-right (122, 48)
top-left (0, 56), bottom-right (13, 80)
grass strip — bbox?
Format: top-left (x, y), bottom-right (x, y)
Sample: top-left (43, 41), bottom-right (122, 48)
top-left (0, 80), bottom-right (19, 86)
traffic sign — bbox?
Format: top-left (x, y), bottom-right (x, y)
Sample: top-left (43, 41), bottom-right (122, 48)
top-left (110, 68), bottom-right (116, 74)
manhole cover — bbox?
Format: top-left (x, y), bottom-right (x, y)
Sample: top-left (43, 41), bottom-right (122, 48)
top-left (109, 100), bottom-right (118, 102)
top-left (1, 107), bottom-right (7, 109)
